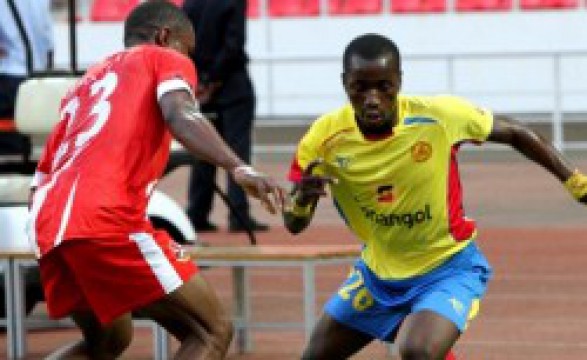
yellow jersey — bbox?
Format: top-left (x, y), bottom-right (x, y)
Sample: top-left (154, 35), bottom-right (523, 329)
top-left (289, 95), bottom-right (494, 279)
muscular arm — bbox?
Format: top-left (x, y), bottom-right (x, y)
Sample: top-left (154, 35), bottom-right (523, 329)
top-left (160, 88), bottom-right (285, 213)
top-left (159, 89), bottom-right (243, 172)
top-left (486, 114), bottom-right (574, 182)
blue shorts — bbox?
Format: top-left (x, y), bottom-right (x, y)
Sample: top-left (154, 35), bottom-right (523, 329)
top-left (324, 242), bottom-right (492, 341)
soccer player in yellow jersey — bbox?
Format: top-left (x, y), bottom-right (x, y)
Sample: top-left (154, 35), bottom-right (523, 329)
top-left (283, 33), bottom-right (587, 359)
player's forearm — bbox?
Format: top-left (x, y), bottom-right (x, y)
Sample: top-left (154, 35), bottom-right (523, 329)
top-left (511, 129), bottom-right (572, 182)
top-left (168, 108), bottom-right (244, 172)
top-left (488, 115), bottom-right (573, 182)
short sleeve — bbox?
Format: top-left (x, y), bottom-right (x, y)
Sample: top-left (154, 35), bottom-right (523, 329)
top-left (287, 116), bottom-right (329, 182)
top-left (432, 96), bottom-right (494, 145)
top-left (146, 47), bottom-right (198, 101)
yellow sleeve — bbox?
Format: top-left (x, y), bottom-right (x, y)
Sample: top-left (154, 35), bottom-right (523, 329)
top-left (295, 115), bottom-right (333, 176)
top-left (432, 95), bottom-right (494, 145)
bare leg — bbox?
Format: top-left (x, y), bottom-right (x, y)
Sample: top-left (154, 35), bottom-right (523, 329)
top-left (45, 311), bottom-right (133, 360)
top-left (393, 310), bottom-right (460, 360)
top-left (301, 313), bottom-right (373, 360)
top-left (136, 273), bottom-right (233, 360)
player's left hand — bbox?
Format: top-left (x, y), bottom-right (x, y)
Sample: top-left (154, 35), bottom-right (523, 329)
top-left (292, 158), bottom-right (337, 206)
top-left (231, 165), bottom-right (287, 214)
top-left (564, 170), bottom-right (587, 204)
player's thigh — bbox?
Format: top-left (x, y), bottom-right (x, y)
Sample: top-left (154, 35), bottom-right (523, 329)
top-left (395, 264), bottom-right (486, 357)
top-left (394, 310), bottom-right (459, 359)
top-left (302, 312), bottom-right (373, 360)
top-left (136, 273), bottom-right (232, 340)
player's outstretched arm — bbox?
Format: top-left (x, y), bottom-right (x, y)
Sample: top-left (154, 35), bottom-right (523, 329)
top-left (283, 159), bottom-right (335, 234)
top-left (487, 114), bottom-right (587, 204)
top-left (160, 89), bottom-right (286, 213)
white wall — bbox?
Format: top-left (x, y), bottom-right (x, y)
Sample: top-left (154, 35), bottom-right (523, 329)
top-left (53, 11), bottom-right (587, 118)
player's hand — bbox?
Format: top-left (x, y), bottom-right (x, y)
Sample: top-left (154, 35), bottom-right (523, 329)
top-left (231, 165), bottom-right (287, 214)
top-left (295, 159), bottom-right (337, 206)
top-left (564, 170), bottom-right (587, 204)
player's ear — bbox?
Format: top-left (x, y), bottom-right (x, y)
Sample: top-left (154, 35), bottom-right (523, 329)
top-left (154, 27), bottom-right (171, 47)
top-left (397, 70), bottom-right (403, 88)
top-left (341, 72), bottom-right (349, 88)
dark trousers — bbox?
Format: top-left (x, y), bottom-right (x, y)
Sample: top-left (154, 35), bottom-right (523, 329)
top-left (0, 74), bottom-right (31, 159)
top-left (0, 74), bottom-right (25, 118)
top-left (187, 71), bottom-right (255, 225)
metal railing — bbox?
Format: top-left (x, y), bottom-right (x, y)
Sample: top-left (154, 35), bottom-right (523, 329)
top-left (251, 50), bottom-right (587, 152)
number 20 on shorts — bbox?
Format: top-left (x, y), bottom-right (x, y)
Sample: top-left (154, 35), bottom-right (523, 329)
top-left (337, 268), bottom-right (374, 311)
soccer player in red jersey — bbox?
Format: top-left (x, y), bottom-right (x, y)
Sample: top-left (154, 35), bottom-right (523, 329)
top-left (28, 2), bottom-right (284, 358)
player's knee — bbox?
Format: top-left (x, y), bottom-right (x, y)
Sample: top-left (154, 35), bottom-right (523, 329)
top-left (300, 341), bottom-right (326, 360)
top-left (103, 320), bottom-right (133, 357)
top-left (107, 331), bottom-right (133, 357)
top-left (398, 340), bottom-right (440, 360)
top-left (212, 316), bottom-right (233, 348)
top-left (85, 331), bottom-right (132, 358)
top-left (98, 326), bottom-right (132, 357)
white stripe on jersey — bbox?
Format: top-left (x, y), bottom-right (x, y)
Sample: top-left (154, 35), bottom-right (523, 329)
top-left (156, 78), bottom-right (194, 101)
top-left (129, 232), bottom-right (183, 294)
top-left (28, 146), bottom-right (84, 258)
top-left (54, 177), bottom-right (79, 247)
top-left (30, 171), bottom-right (47, 188)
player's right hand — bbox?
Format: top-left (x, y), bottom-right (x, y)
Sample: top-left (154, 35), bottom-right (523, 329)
top-left (295, 159), bottom-right (337, 206)
top-left (231, 165), bottom-right (287, 214)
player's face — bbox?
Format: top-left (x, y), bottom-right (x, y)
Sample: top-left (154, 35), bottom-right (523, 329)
top-left (343, 54), bottom-right (401, 134)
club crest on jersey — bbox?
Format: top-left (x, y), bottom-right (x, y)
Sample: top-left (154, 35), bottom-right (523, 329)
top-left (334, 154), bottom-right (351, 169)
top-left (411, 141), bottom-right (432, 162)
top-left (376, 185), bottom-right (394, 203)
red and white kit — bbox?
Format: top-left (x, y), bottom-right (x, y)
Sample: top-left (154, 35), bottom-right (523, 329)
top-left (29, 45), bottom-right (199, 324)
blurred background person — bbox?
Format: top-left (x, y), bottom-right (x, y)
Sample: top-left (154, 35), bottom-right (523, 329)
top-left (0, 0), bottom-right (54, 156)
top-left (183, 0), bottom-right (269, 233)
top-left (0, 0), bottom-right (54, 322)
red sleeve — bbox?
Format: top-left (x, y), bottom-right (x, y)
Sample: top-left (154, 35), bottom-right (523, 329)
top-left (146, 46), bottom-right (197, 94)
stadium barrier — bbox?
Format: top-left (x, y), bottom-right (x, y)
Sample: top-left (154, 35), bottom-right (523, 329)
top-left (1, 244), bottom-right (360, 359)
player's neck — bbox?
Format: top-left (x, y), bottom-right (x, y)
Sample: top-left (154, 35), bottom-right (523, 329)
top-left (358, 122), bottom-right (394, 140)
top-left (357, 111), bottom-right (397, 140)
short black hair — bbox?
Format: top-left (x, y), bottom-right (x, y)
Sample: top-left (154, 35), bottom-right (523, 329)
top-left (124, 0), bottom-right (192, 46)
top-left (342, 33), bottom-right (401, 73)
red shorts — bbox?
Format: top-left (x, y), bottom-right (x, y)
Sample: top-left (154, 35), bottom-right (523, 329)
top-left (38, 230), bottom-right (198, 325)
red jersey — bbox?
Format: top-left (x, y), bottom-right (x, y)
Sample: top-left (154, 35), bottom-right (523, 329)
top-left (29, 45), bottom-right (197, 257)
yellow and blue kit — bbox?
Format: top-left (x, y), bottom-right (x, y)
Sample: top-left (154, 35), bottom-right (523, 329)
top-left (288, 95), bottom-right (494, 337)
